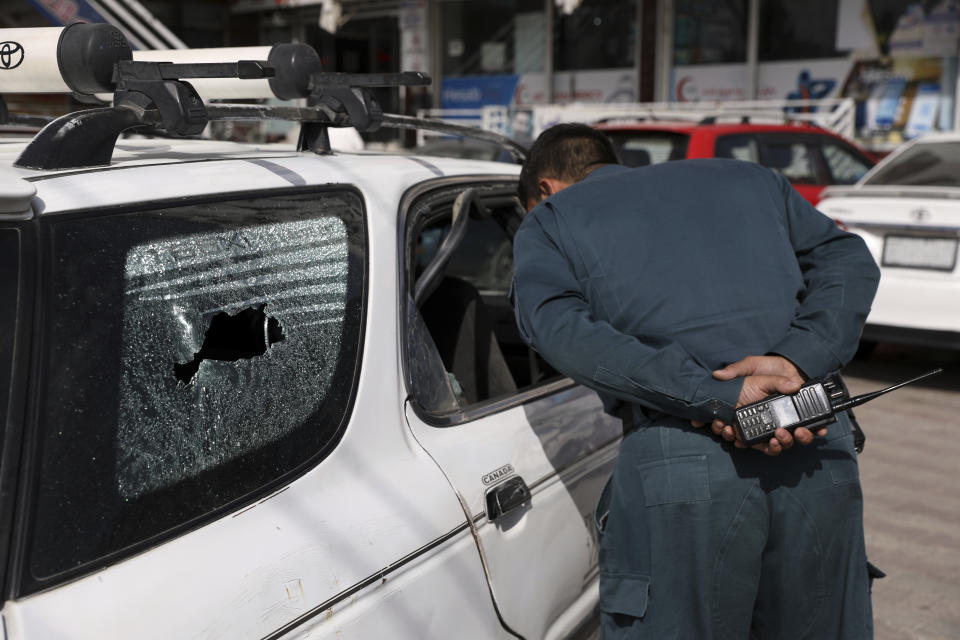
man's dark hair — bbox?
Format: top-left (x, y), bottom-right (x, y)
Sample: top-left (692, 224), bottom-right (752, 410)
top-left (518, 122), bottom-right (619, 205)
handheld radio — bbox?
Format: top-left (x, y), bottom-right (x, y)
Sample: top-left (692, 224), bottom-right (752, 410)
top-left (733, 368), bottom-right (943, 446)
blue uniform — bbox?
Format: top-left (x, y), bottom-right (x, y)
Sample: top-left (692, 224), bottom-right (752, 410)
top-left (511, 160), bottom-right (880, 639)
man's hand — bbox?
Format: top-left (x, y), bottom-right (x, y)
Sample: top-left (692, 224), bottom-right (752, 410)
top-left (692, 355), bottom-right (827, 455)
top-left (713, 355), bottom-right (805, 386)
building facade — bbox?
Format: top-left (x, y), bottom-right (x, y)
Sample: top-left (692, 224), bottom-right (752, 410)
top-left (3, 0), bottom-right (958, 149)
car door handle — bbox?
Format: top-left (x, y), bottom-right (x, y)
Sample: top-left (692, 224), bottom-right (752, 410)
top-left (485, 475), bottom-right (531, 521)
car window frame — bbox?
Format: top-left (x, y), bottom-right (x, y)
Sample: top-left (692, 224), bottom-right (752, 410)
top-left (398, 176), bottom-right (577, 428)
top-left (712, 133), bottom-right (761, 163)
top-left (0, 223), bottom-right (35, 601)
top-left (755, 133), bottom-right (828, 186)
top-left (603, 129), bottom-right (692, 165)
top-left (815, 137), bottom-right (875, 185)
top-left (12, 184), bottom-right (369, 597)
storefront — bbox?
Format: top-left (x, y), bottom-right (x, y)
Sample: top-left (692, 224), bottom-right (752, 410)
top-left (431, 0), bottom-right (960, 148)
top-left (433, 0), bottom-right (649, 127)
top-left (7, 0), bottom-right (958, 149)
top-left (666, 0), bottom-right (960, 149)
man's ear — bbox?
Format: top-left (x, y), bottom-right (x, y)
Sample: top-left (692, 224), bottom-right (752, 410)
top-left (539, 177), bottom-right (572, 198)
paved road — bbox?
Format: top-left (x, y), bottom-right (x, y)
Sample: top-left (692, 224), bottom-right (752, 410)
top-left (842, 344), bottom-right (960, 640)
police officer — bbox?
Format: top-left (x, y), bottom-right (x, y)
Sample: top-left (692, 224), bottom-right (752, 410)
top-left (510, 123), bottom-right (880, 638)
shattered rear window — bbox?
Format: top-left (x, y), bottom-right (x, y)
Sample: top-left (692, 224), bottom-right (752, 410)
top-left (25, 189), bottom-right (365, 588)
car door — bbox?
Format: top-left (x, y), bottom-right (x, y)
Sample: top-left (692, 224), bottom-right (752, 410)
top-left (400, 179), bottom-right (622, 639)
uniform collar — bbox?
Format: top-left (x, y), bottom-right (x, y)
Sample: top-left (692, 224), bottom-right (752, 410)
top-left (585, 164), bottom-right (630, 181)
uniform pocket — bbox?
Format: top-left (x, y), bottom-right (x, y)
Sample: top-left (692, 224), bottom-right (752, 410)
top-left (822, 427), bottom-right (861, 485)
top-left (828, 453), bottom-right (860, 485)
top-left (599, 572), bottom-right (651, 619)
top-left (637, 455), bottom-right (711, 506)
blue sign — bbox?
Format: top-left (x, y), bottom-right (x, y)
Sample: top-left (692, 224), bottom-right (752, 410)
top-left (440, 75), bottom-right (520, 109)
top-left (875, 77), bottom-right (907, 127)
top-left (906, 82), bottom-right (940, 138)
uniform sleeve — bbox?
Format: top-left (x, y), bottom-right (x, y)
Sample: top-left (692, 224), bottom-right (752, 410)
top-left (511, 208), bottom-right (742, 424)
top-left (766, 173), bottom-right (881, 378)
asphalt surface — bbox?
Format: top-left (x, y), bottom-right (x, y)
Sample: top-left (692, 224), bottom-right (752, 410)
top-left (842, 344), bottom-right (960, 640)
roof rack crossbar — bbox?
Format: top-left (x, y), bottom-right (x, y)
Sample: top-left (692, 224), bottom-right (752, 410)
top-left (311, 71), bottom-right (430, 88)
top-left (115, 59), bottom-right (275, 82)
top-left (202, 104), bottom-right (525, 161)
top-left (301, 71), bottom-right (430, 136)
top-left (112, 59), bottom-right (274, 137)
top-left (205, 103), bottom-right (348, 124)
top-left (379, 113), bottom-right (527, 163)
top-left (201, 101), bottom-right (524, 161)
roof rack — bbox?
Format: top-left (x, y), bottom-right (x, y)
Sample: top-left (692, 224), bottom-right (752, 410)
top-left (696, 113), bottom-right (821, 127)
top-left (595, 111), bottom-right (819, 127)
top-left (4, 25), bottom-right (525, 170)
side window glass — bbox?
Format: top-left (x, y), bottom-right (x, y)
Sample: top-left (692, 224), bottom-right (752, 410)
top-left (762, 140), bottom-right (819, 184)
top-left (822, 141), bottom-right (872, 184)
top-left (445, 217), bottom-right (514, 295)
top-left (606, 132), bottom-right (690, 165)
top-left (715, 134), bottom-right (759, 162)
top-left (25, 190), bottom-right (365, 592)
top-left (408, 187), bottom-right (558, 415)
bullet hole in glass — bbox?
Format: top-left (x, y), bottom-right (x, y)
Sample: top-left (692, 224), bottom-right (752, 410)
top-left (174, 304), bottom-right (285, 384)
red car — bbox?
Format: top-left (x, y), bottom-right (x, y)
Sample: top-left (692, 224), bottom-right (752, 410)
top-left (594, 120), bottom-right (878, 206)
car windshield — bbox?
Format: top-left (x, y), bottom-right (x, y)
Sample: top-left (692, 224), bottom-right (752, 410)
top-left (865, 141), bottom-right (960, 187)
top-left (603, 130), bottom-right (691, 167)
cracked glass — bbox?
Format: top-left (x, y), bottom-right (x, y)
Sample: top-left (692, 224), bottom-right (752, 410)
top-left (26, 190), bottom-right (365, 589)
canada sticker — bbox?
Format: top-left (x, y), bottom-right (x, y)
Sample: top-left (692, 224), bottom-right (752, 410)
top-left (481, 463), bottom-right (515, 486)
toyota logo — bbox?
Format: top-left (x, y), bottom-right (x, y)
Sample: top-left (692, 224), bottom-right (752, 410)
top-left (0, 41), bottom-right (24, 70)
top-left (909, 207), bottom-right (931, 223)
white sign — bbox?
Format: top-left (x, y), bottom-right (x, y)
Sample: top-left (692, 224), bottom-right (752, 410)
top-left (400, 1), bottom-right (429, 73)
top-left (836, 0), bottom-right (880, 55)
top-left (923, 0), bottom-right (960, 57)
top-left (887, 0), bottom-right (960, 58)
top-left (905, 82), bottom-right (941, 138)
top-left (514, 69), bottom-right (637, 105)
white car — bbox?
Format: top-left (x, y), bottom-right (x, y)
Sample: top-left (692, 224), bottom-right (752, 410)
top-left (817, 131), bottom-right (960, 348)
top-left (0, 25), bottom-right (619, 640)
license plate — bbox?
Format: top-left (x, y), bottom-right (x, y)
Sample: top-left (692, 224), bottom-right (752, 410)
top-left (882, 235), bottom-right (958, 271)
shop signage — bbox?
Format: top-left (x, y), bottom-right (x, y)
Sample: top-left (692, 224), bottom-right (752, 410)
top-left (441, 68), bottom-right (636, 110)
top-left (671, 58), bottom-right (853, 103)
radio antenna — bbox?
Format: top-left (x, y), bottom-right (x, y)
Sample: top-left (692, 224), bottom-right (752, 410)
top-left (833, 368), bottom-right (943, 413)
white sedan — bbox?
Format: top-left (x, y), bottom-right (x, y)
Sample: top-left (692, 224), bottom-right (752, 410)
top-left (817, 132), bottom-right (960, 348)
